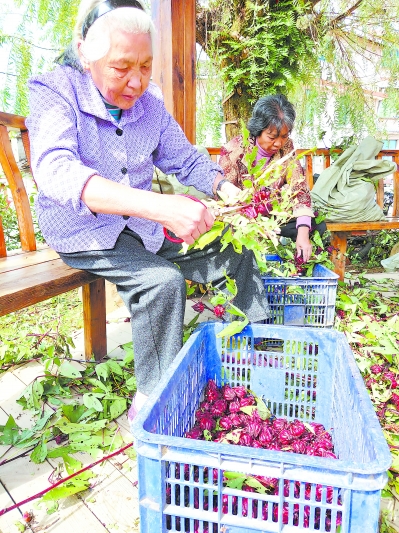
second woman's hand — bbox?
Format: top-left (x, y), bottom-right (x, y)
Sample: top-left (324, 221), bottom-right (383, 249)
top-left (296, 226), bottom-right (312, 262)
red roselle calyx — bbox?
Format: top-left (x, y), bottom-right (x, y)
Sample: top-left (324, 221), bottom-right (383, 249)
top-left (209, 399), bottom-right (228, 417)
top-left (240, 396), bottom-right (255, 407)
top-left (221, 385), bottom-right (236, 401)
top-left (185, 426), bottom-right (203, 440)
top-left (229, 400), bottom-right (241, 413)
top-left (213, 304), bottom-right (225, 318)
top-left (199, 415), bottom-right (216, 431)
top-left (184, 379), bottom-right (337, 462)
top-left (192, 301), bottom-right (205, 313)
top-left (233, 386), bottom-right (247, 398)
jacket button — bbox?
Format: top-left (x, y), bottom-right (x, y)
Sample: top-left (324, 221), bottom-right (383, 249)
top-left (123, 215), bottom-right (129, 220)
top-left (116, 128), bottom-right (123, 136)
top-left (121, 167), bottom-right (127, 174)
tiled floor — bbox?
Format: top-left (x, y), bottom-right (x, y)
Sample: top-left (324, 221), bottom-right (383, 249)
top-left (0, 298), bottom-right (214, 533)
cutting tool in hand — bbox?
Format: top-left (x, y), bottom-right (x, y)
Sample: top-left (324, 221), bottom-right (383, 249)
top-left (163, 194), bottom-right (243, 243)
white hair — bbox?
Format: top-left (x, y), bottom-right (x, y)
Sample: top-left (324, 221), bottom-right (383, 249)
top-left (75, 0), bottom-right (156, 63)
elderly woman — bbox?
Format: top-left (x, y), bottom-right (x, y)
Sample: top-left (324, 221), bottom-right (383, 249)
top-left (26, 0), bottom-right (269, 417)
top-left (220, 94), bottom-right (326, 262)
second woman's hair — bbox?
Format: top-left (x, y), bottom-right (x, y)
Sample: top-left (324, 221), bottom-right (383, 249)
top-left (247, 94), bottom-right (296, 137)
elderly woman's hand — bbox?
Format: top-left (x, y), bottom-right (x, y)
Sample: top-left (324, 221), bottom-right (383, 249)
top-left (161, 194), bottom-right (215, 245)
top-left (296, 226), bottom-right (312, 262)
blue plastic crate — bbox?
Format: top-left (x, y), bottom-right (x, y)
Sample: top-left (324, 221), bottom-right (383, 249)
top-left (262, 255), bottom-right (339, 327)
top-left (132, 323), bottom-right (391, 533)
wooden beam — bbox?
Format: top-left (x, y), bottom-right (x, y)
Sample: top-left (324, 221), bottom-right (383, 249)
top-left (151, 0), bottom-right (196, 143)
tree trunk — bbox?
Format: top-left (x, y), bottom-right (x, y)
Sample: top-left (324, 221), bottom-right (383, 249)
top-left (223, 89), bottom-right (253, 141)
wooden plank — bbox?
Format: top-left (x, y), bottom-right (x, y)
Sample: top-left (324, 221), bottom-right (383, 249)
top-left (304, 154), bottom-right (313, 189)
top-left (20, 130), bottom-right (32, 170)
top-left (0, 216), bottom-right (6, 258)
top-left (182, 0), bottom-right (196, 144)
top-left (375, 153), bottom-right (384, 209)
top-left (82, 278), bottom-right (107, 361)
top-left (171, 0), bottom-right (185, 132)
top-left (151, 0), bottom-right (173, 115)
top-left (0, 111), bottom-right (26, 130)
top-left (0, 260), bottom-right (99, 315)
top-left (324, 154), bottom-right (331, 169)
top-left (206, 147), bottom-right (221, 156)
top-left (0, 125), bottom-right (36, 252)
top-left (0, 248), bottom-right (59, 275)
top-left (376, 178), bottom-right (385, 209)
top-left (327, 219), bottom-right (399, 232)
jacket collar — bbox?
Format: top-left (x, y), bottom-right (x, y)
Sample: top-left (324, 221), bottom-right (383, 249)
top-left (74, 69), bottom-right (145, 125)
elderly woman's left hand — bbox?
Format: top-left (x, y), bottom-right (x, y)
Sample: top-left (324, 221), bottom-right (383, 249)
top-left (296, 226), bottom-right (312, 262)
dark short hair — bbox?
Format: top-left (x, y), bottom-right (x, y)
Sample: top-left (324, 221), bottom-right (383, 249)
top-left (247, 94), bottom-right (296, 137)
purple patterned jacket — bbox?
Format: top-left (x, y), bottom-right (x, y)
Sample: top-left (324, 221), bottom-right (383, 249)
top-left (26, 66), bottom-right (221, 253)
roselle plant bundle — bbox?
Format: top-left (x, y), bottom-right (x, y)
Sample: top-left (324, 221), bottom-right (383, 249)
top-left (185, 128), bottom-right (305, 264)
top-left (179, 379), bottom-right (342, 531)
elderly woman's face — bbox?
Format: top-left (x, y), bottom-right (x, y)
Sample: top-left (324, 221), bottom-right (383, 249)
top-left (257, 124), bottom-right (290, 154)
top-left (87, 30), bottom-right (153, 109)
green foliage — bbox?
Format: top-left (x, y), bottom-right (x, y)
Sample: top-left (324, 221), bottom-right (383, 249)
top-left (196, 57), bottom-right (223, 146)
top-left (0, 0), bottom-right (78, 112)
top-left (348, 230), bottom-right (399, 269)
top-left (199, 0), bottom-right (399, 145)
top-left (0, 291), bottom-right (83, 372)
top-left (335, 276), bottom-right (399, 490)
top-left (184, 272), bottom-right (249, 342)
top-left (187, 126), bottom-right (294, 264)
top-left (206, 0), bottom-right (315, 103)
top-left (0, 344), bottom-right (135, 507)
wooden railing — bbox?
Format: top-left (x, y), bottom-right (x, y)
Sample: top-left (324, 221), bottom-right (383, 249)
top-left (206, 147), bottom-right (399, 218)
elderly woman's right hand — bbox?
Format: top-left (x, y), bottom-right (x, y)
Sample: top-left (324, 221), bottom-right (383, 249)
top-left (160, 194), bottom-right (215, 245)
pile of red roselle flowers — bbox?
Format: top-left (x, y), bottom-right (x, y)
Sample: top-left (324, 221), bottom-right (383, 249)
top-left (364, 363), bottom-right (399, 419)
top-left (176, 380), bottom-right (342, 531)
top-left (185, 379), bottom-right (336, 459)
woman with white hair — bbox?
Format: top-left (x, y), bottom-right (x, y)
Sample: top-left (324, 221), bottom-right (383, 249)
top-left (26, 0), bottom-right (269, 420)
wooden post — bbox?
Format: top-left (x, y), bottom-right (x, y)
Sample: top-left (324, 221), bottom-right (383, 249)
top-left (151, 0), bottom-right (196, 143)
top-left (82, 278), bottom-right (107, 361)
top-left (330, 232), bottom-right (348, 281)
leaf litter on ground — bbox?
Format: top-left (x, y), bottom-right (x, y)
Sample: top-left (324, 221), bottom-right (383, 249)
top-left (0, 344), bottom-right (136, 515)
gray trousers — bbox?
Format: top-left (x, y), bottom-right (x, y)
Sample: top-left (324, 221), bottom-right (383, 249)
top-left (60, 228), bottom-right (269, 395)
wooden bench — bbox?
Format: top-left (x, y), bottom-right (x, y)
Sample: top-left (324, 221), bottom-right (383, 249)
top-left (0, 111), bottom-right (107, 361)
top-left (207, 147), bottom-right (399, 280)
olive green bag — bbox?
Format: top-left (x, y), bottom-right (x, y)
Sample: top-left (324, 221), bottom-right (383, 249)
top-left (311, 136), bottom-right (396, 222)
